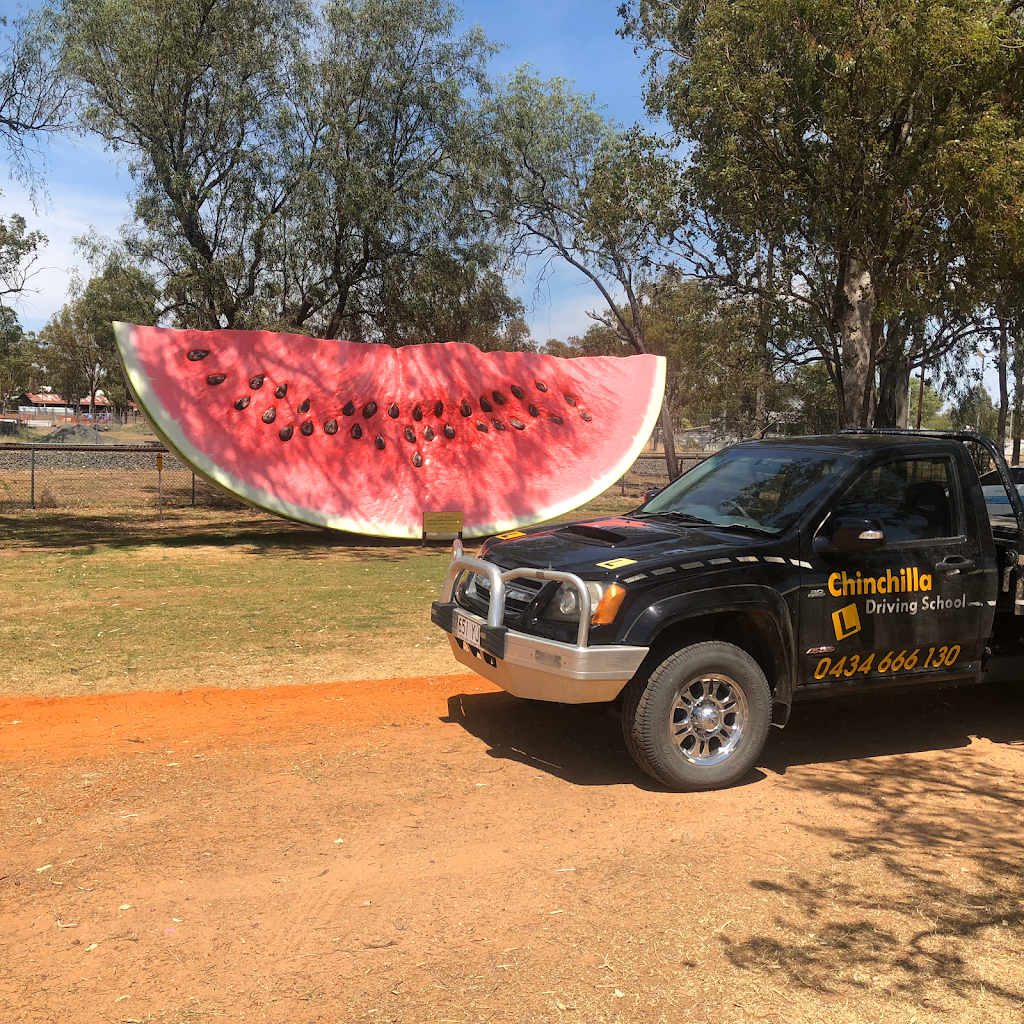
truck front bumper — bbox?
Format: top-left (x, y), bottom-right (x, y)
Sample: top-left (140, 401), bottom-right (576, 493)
top-left (431, 552), bottom-right (649, 704)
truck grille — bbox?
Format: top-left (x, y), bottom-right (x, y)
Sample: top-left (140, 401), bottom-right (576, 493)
top-left (457, 572), bottom-right (547, 625)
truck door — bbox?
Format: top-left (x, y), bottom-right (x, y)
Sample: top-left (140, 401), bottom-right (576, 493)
top-left (798, 453), bottom-right (996, 689)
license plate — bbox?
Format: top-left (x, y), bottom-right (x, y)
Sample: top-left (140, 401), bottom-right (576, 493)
top-left (455, 610), bottom-right (481, 648)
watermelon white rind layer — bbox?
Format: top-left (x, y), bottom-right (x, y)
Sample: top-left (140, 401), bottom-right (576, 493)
top-left (115, 322), bottom-right (666, 538)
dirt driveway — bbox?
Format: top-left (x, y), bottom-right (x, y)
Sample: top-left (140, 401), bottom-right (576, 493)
top-left (2, 673), bottom-right (1024, 1024)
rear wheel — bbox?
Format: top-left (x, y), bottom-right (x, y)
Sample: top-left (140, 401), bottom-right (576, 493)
top-left (621, 641), bottom-right (772, 791)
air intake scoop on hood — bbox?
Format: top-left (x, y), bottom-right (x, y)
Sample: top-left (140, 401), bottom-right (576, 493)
top-left (560, 523), bottom-right (634, 545)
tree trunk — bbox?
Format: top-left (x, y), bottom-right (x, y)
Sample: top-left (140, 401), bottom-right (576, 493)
top-left (658, 402), bottom-right (679, 481)
top-left (997, 320), bottom-right (1009, 452)
top-left (838, 258), bottom-right (876, 427)
top-left (875, 350), bottom-right (910, 428)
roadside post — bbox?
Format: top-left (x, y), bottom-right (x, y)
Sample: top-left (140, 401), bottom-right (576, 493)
top-left (30, 446), bottom-right (35, 509)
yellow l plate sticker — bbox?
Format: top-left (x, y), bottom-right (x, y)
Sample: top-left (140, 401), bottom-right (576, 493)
top-left (597, 557), bottom-right (638, 570)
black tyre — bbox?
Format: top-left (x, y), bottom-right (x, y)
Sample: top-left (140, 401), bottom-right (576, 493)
top-left (621, 641), bottom-right (772, 791)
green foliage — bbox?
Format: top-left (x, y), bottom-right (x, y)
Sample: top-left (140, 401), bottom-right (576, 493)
top-left (950, 385), bottom-right (999, 439)
top-left (909, 381), bottom-right (950, 431)
top-left (61, 0), bottom-right (520, 343)
top-left (0, 306), bottom-right (40, 414)
top-left (40, 251), bottom-right (158, 415)
top-left (0, 213), bottom-right (46, 302)
top-left (619, 0), bottom-right (1024, 427)
top-left (0, 7), bottom-right (72, 195)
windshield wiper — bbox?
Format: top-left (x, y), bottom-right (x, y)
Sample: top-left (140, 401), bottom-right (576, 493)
top-left (703, 521), bottom-right (774, 536)
top-left (644, 511), bottom-right (715, 525)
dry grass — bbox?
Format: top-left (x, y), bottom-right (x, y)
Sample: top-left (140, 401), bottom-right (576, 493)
top-left (0, 489), bottom-right (642, 698)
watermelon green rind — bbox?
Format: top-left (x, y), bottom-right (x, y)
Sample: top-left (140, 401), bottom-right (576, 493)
top-left (114, 322), bottom-right (666, 538)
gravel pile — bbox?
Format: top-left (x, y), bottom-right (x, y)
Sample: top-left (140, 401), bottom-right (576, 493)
top-left (40, 425), bottom-right (119, 445)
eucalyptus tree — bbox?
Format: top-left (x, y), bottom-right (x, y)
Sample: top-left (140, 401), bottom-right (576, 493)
top-left (619, 0), bottom-right (1024, 427)
top-left (277, 0), bottom-right (507, 340)
top-left (62, 0), bottom-right (304, 330)
top-left (0, 7), bottom-right (73, 197)
top-left (61, 0), bottom-right (519, 341)
top-left (479, 71), bottom-right (684, 477)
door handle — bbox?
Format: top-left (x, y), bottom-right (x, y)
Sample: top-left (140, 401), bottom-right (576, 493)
top-left (935, 555), bottom-right (975, 574)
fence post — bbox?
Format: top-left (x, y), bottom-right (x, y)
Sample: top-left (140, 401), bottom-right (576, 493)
top-left (157, 452), bottom-right (163, 519)
top-left (192, 473), bottom-right (196, 507)
top-left (30, 446), bottom-right (35, 509)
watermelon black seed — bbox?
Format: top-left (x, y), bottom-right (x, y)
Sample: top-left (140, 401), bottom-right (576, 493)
top-left (549, 414), bottom-right (564, 424)
top-left (510, 418), bottom-right (525, 430)
top-left (363, 401), bottom-right (378, 418)
top-left (298, 398), bottom-right (310, 414)
top-left (388, 402), bottom-right (400, 418)
top-left (351, 424), bottom-right (363, 439)
top-left (375, 434), bottom-right (386, 451)
top-left (479, 396), bottom-right (493, 413)
top-left (249, 374), bottom-right (265, 390)
top-left (535, 381), bottom-right (548, 392)
top-left (206, 373), bottom-right (227, 386)
top-left (492, 418), bottom-right (506, 431)
top-left (528, 404), bottom-right (539, 417)
top-left (580, 410), bottom-right (592, 422)
top-left (300, 420), bottom-right (314, 436)
top-left (234, 396), bottom-right (251, 411)
top-left (404, 426), bottom-right (415, 443)
top-left (275, 383), bottom-right (288, 399)
top-left (412, 451), bottom-right (424, 468)
top-left (413, 405), bottom-right (423, 421)
top-left (434, 401), bottom-right (444, 417)
top-left (476, 420), bottom-right (488, 432)
top-left (511, 384), bottom-right (524, 399)
top-left (279, 425), bottom-right (294, 441)
top-left (262, 408), bottom-right (277, 424)
top-left (564, 394), bottom-right (577, 406)
top-left (324, 419), bottom-right (339, 435)
top-left (492, 391), bottom-right (506, 406)
top-left (424, 425), bottom-right (435, 441)
top-left (443, 424), bottom-right (456, 439)
top-left (460, 400), bottom-right (472, 417)
top-left (342, 400), bottom-right (355, 416)
top-left (187, 349), bottom-right (209, 361)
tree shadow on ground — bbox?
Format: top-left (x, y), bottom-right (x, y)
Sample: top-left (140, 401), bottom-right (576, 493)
top-left (444, 680), bottom-right (1024, 1010)
top-left (719, 746), bottom-right (1024, 1012)
top-left (0, 509), bottom-right (465, 557)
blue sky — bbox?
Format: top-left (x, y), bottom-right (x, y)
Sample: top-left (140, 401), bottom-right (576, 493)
top-left (0, 0), bottom-right (654, 339)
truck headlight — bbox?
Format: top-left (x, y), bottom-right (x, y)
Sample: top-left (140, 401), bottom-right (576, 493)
top-left (545, 582), bottom-right (627, 624)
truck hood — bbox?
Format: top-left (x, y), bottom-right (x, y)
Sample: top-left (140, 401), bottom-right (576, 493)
top-left (481, 515), bottom-right (767, 575)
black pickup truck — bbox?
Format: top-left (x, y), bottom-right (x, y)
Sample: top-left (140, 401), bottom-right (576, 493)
top-left (431, 429), bottom-right (1024, 791)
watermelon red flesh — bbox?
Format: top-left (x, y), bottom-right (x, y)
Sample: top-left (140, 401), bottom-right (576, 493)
top-left (115, 323), bottom-right (666, 538)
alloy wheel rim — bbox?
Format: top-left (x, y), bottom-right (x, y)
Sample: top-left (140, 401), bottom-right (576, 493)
top-left (669, 673), bottom-right (748, 766)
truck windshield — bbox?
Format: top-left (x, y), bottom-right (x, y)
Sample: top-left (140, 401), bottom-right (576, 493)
top-left (639, 446), bottom-right (845, 535)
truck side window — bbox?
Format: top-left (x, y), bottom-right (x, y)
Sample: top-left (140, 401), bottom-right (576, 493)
top-left (830, 457), bottom-right (959, 542)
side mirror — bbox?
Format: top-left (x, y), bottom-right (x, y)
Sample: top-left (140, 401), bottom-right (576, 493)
top-left (643, 487), bottom-right (662, 503)
top-left (813, 516), bottom-right (886, 554)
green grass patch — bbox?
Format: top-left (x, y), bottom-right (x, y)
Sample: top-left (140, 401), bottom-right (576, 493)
top-left (0, 488), bottom-right (645, 698)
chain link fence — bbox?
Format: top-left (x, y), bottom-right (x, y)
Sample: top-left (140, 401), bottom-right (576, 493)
top-left (0, 443), bottom-right (245, 512)
top-left (0, 442), bottom-right (715, 514)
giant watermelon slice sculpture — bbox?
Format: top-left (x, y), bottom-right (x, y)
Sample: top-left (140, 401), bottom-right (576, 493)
top-left (114, 323), bottom-right (666, 538)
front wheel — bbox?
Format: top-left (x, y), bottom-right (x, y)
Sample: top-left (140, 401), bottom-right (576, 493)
top-left (621, 641), bottom-right (772, 791)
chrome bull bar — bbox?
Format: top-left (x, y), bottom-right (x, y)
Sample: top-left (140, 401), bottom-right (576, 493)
top-left (440, 548), bottom-right (594, 647)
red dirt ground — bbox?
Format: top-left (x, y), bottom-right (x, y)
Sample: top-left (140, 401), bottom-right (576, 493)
top-left (3, 673), bottom-right (1024, 1023)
